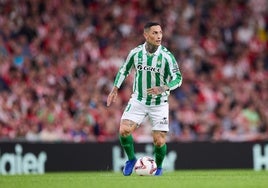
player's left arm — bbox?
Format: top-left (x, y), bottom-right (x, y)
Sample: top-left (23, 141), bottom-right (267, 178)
top-left (147, 54), bottom-right (182, 95)
top-left (166, 56), bottom-right (182, 91)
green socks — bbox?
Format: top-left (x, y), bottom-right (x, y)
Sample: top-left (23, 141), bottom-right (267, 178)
top-left (119, 135), bottom-right (136, 160)
top-left (154, 144), bottom-right (167, 168)
top-left (119, 134), bottom-right (167, 168)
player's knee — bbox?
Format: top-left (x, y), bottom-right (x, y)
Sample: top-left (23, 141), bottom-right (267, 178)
top-left (153, 131), bottom-right (166, 147)
top-left (154, 139), bottom-right (165, 147)
top-left (119, 126), bottom-right (131, 136)
top-left (119, 119), bottom-right (136, 136)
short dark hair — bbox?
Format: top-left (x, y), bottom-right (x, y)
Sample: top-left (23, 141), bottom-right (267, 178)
top-left (144, 22), bottom-right (161, 30)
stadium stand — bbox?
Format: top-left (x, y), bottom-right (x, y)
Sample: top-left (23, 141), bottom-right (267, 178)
top-left (0, 0), bottom-right (267, 142)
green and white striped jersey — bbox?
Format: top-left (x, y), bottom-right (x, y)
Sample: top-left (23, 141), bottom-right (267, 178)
top-left (114, 43), bottom-right (182, 106)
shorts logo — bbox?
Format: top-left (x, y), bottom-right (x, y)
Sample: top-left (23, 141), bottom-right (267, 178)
top-left (160, 117), bottom-right (168, 125)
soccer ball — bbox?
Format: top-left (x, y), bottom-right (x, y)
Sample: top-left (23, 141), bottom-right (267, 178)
top-left (134, 156), bottom-right (157, 176)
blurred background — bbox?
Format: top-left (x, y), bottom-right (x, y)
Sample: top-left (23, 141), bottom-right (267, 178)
top-left (0, 0), bottom-right (267, 143)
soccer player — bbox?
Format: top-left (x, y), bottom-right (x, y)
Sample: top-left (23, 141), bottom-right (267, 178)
top-left (107, 22), bottom-right (182, 176)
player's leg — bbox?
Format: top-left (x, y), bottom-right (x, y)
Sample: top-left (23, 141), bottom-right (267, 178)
top-left (119, 119), bottom-right (137, 161)
top-left (120, 98), bottom-right (147, 176)
top-left (149, 103), bottom-right (169, 176)
top-left (119, 119), bottom-right (137, 176)
top-left (152, 131), bottom-right (167, 175)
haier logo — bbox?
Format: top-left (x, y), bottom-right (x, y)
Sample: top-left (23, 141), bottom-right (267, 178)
top-left (137, 65), bottom-right (160, 73)
top-left (0, 144), bottom-right (47, 175)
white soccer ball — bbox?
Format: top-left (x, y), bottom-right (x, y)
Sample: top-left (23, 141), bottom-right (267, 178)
top-left (134, 156), bottom-right (157, 176)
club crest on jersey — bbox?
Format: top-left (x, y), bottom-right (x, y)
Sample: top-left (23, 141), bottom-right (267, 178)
top-left (137, 65), bottom-right (160, 73)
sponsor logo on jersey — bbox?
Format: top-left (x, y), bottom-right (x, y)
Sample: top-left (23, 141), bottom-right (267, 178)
top-left (137, 65), bottom-right (160, 73)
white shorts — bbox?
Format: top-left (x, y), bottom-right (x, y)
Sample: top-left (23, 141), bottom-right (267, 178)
top-left (121, 98), bottom-right (169, 132)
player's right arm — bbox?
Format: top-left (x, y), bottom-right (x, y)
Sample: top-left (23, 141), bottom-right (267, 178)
top-left (107, 86), bottom-right (118, 107)
top-left (113, 51), bottom-right (135, 89)
top-left (107, 50), bottom-right (135, 107)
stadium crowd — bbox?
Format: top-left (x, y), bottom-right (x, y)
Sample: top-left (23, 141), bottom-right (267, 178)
top-left (0, 0), bottom-right (267, 143)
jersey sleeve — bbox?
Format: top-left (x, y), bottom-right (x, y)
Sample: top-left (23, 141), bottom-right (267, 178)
top-left (166, 53), bottom-right (182, 91)
top-left (113, 51), bottom-right (134, 89)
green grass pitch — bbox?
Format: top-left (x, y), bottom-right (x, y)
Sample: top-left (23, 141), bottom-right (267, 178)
top-left (1, 170), bottom-right (268, 188)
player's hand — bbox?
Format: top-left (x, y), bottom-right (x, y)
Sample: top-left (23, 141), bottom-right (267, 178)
top-left (107, 87), bottom-right (118, 107)
top-left (147, 85), bottom-right (169, 95)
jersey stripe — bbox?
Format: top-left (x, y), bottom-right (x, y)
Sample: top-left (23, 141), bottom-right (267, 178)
top-left (146, 55), bottom-right (153, 105)
top-left (155, 53), bottom-right (163, 105)
top-left (137, 50), bottom-right (143, 101)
